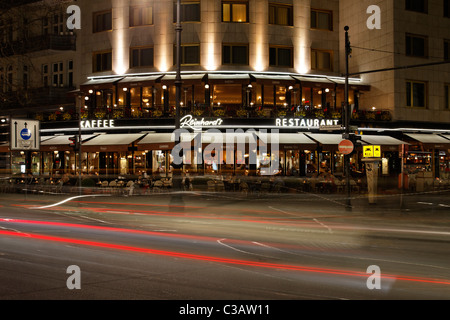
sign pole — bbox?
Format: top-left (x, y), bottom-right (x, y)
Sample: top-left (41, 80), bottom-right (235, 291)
top-left (344, 26), bottom-right (351, 209)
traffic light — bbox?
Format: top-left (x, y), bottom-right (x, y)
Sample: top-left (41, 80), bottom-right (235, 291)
top-left (69, 135), bottom-right (79, 151)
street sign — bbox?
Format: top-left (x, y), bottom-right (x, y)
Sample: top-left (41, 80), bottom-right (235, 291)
top-left (364, 145), bottom-right (381, 158)
top-left (373, 145), bottom-right (381, 158)
top-left (363, 145), bottom-right (374, 157)
top-left (338, 139), bottom-right (354, 155)
top-left (10, 119), bottom-right (40, 151)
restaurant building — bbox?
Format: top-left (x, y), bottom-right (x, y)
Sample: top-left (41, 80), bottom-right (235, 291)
top-left (1, 0), bottom-right (449, 191)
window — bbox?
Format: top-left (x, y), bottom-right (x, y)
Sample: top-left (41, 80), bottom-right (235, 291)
top-left (222, 44), bottom-right (248, 65)
top-left (445, 0), bottom-right (450, 17)
top-left (131, 47), bottom-right (154, 68)
top-left (130, 6), bottom-right (153, 26)
top-left (311, 9), bottom-right (332, 31)
top-left (93, 11), bottom-right (112, 33)
top-left (406, 33), bottom-right (428, 57)
top-left (405, 0), bottom-right (427, 13)
top-left (311, 49), bottom-right (333, 71)
top-left (269, 46), bottom-right (293, 67)
top-left (42, 64), bottom-right (49, 87)
top-left (269, 4), bottom-right (293, 26)
top-left (52, 62), bottom-right (64, 87)
top-left (445, 39), bottom-right (450, 60)
top-left (93, 51), bottom-right (112, 72)
top-left (173, 2), bottom-right (200, 22)
top-left (175, 44), bottom-right (200, 65)
top-left (406, 80), bottom-right (427, 108)
top-left (222, 1), bottom-right (248, 22)
top-left (445, 84), bottom-right (450, 109)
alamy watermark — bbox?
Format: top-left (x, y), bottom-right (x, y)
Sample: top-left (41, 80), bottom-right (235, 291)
top-left (171, 128), bottom-right (280, 176)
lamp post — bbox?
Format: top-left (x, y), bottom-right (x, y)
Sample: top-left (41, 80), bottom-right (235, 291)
top-left (344, 26), bottom-right (352, 208)
top-left (175, 0), bottom-right (182, 129)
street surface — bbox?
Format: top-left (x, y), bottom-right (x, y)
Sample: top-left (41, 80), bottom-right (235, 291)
top-left (0, 188), bottom-right (449, 304)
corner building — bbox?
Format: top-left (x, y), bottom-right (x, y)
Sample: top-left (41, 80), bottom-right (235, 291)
top-left (1, 0), bottom-right (449, 191)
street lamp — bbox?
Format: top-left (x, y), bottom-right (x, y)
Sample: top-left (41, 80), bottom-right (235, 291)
top-left (344, 26), bottom-right (352, 208)
top-left (175, 0), bottom-right (182, 129)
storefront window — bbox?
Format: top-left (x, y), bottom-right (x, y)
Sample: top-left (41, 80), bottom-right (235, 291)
top-left (405, 151), bottom-right (432, 173)
top-left (134, 151), bottom-right (146, 175)
top-left (153, 150), bottom-right (167, 174)
top-left (31, 152), bottom-right (40, 175)
top-left (285, 150), bottom-right (300, 176)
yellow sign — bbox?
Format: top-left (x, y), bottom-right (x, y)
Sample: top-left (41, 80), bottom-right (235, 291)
top-left (374, 145), bottom-right (381, 158)
top-left (363, 146), bottom-right (373, 158)
top-left (364, 145), bottom-right (381, 158)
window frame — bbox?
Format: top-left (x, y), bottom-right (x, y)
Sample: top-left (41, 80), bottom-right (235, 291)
top-left (269, 45), bottom-right (293, 68)
top-left (92, 50), bottom-right (113, 73)
top-left (222, 1), bottom-right (249, 23)
top-left (310, 8), bottom-right (333, 31)
top-left (310, 48), bottom-right (333, 72)
top-left (405, 33), bottom-right (428, 58)
top-left (175, 44), bottom-right (201, 66)
top-left (405, 0), bottom-right (428, 14)
top-left (406, 80), bottom-right (428, 108)
top-left (222, 43), bottom-right (249, 65)
top-left (173, 1), bottom-right (201, 23)
top-left (268, 3), bottom-right (293, 26)
top-left (130, 46), bottom-right (155, 68)
top-left (130, 6), bottom-right (154, 27)
top-left (93, 10), bottom-right (112, 33)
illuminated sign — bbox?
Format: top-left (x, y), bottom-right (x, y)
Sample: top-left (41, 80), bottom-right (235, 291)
top-left (275, 118), bottom-right (340, 129)
top-left (180, 115), bottom-right (224, 130)
top-left (81, 119), bottom-right (115, 129)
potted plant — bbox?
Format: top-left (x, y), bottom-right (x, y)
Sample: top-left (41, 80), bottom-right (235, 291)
top-left (294, 110), bottom-right (306, 118)
top-left (277, 110), bottom-right (287, 118)
top-left (213, 108), bottom-right (226, 117)
top-left (193, 109), bottom-right (204, 117)
top-left (152, 109), bottom-right (163, 118)
top-left (236, 108), bottom-right (247, 117)
top-left (314, 110), bottom-right (324, 118)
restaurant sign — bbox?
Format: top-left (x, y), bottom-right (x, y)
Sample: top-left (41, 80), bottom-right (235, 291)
top-left (81, 119), bottom-right (115, 129)
top-left (276, 118), bottom-right (340, 129)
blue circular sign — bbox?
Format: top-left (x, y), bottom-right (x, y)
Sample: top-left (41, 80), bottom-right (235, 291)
top-left (20, 128), bottom-right (32, 140)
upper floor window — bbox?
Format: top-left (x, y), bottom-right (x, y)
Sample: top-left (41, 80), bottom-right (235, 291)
top-left (269, 3), bottom-right (293, 26)
top-left (405, 0), bottom-right (428, 13)
top-left (173, 2), bottom-right (200, 22)
top-left (269, 46), bottom-right (293, 67)
top-left (222, 1), bottom-right (248, 23)
top-left (445, 0), bottom-right (450, 17)
top-left (93, 10), bottom-right (112, 33)
top-left (93, 51), bottom-right (112, 72)
top-left (223, 44), bottom-right (248, 65)
top-left (52, 62), bottom-right (64, 87)
top-left (311, 9), bottom-right (332, 31)
top-left (311, 49), bottom-right (333, 71)
top-left (131, 47), bottom-right (154, 68)
top-left (406, 80), bottom-right (427, 108)
top-left (175, 44), bottom-right (200, 65)
top-left (406, 33), bottom-right (428, 58)
top-left (130, 6), bottom-right (153, 26)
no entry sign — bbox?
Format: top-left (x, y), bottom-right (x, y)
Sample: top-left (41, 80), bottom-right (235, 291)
top-left (338, 139), bottom-right (354, 155)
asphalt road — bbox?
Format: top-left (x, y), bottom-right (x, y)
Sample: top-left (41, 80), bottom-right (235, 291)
top-left (0, 190), bottom-right (449, 304)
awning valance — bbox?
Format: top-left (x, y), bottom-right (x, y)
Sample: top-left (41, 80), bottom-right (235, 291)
top-left (82, 133), bottom-right (145, 152)
top-left (250, 74), bottom-right (296, 86)
top-left (117, 75), bottom-right (163, 88)
top-left (206, 74), bottom-right (251, 84)
top-left (40, 135), bottom-right (97, 152)
top-left (80, 77), bottom-right (124, 91)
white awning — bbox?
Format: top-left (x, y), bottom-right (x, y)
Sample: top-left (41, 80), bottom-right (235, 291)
top-left (304, 133), bottom-right (344, 145)
top-left (405, 134), bottom-right (450, 144)
top-left (41, 135), bottom-right (96, 145)
top-left (361, 135), bottom-right (408, 145)
top-left (259, 133), bottom-right (316, 145)
top-left (81, 77), bottom-right (124, 86)
top-left (118, 75), bottom-right (163, 84)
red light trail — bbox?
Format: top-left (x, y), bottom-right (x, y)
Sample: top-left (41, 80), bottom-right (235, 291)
top-left (0, 226), bottom-right (449, 286)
